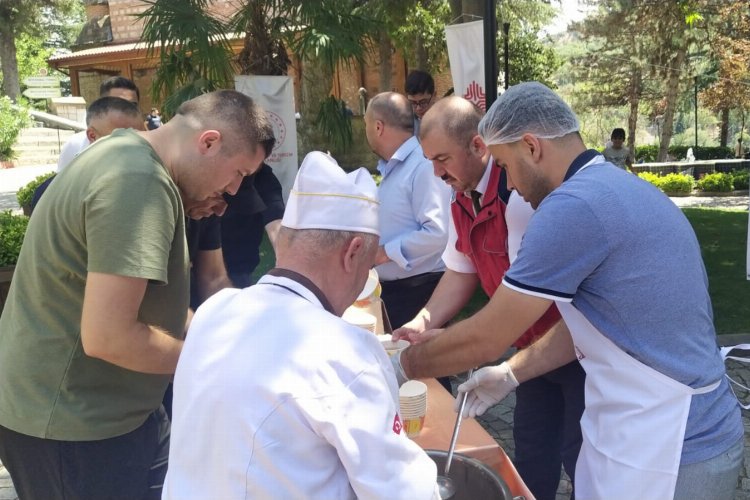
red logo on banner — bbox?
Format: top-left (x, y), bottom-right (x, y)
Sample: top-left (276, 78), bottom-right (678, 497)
top-left (393, 413), bottom-right (402, 435)
top-left (463, 81), bottom-right (486, 111)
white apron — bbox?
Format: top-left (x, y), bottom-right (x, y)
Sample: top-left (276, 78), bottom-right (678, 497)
top-left (557, 303), bottom-right (721, 500)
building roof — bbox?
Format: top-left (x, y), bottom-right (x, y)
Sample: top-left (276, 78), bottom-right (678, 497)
top-left (48, 41), bottom-right (148, 64)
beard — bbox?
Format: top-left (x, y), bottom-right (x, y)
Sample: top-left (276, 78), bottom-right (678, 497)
top-left (514, 158), bottom-right (555, 210)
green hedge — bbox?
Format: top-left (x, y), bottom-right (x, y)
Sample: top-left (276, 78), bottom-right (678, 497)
top-left (731, 170), bottom-right (749, 190)
top-left (696, 172), bottom-right (734, 192)
top-left (637, 172), bottom-right (693, 194)
top-left (634, 145), bottom-right (734, 162)
top-left (16, 171), bottom-right (55, 208)
top-left (0, 97), bottom-right (30, 161)
top-left (0, 211), bottom-right (29, 267)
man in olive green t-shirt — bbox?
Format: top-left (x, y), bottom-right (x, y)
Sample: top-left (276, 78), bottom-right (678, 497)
top-left (0, 90), bottom-right (275, 500)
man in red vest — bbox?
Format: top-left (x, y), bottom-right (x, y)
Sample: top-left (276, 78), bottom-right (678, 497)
top-left (393, 96), bottom-right (584, 500)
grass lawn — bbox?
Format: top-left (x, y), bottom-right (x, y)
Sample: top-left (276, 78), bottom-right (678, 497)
top-left (253, 207), bottom-right (749, 334)
top-left (682, 208), bottom-right (750, 334)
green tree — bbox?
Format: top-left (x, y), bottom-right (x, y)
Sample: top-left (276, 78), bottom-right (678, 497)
top-left (573, 0), bottom-right (708, 161)
top-left (0, 0), bottom-right (82, 101)
top-left (700, 0), bottom-right (750, 146)
top-left (500, 0), bottom-right (559, 87)
top-left (391, 1), bottom-right (452, 72)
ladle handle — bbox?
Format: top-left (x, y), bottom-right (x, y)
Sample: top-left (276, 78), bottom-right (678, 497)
top-left (444, 368), bottom-right (474, 475)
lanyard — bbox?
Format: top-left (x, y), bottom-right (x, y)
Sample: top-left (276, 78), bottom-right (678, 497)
top-left (265, 268), bottom-right (336, 315)
top-left (563, 149), bottom-right (602, 182)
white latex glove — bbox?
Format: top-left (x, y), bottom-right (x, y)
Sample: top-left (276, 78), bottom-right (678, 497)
top-left (390, 349), bottom-right (409, 387)
top-left (454, 362), bottom-right (519, 418)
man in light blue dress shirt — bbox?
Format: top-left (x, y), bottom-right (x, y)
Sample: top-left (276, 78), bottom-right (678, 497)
top-left (364, 92), bottom-right (451, 362)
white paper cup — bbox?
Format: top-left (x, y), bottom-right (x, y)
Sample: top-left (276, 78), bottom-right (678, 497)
top-left (399, 380), bottom-right (428, 437)
top-left (342, 307), bottom-right (376, 333)
top-left (377, 334), bottom-right (410, 357)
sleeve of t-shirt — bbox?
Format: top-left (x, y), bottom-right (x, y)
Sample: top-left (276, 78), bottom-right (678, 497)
top-left (255, 165), bottom-right (285, 225)
top-left (57, 133), bottom-right (89, 173)
top-left (503, 192), bottom-right (609, 302)
top-left (85, 170), bottom-right (180, 284)
top-left (441, 207), bottom-right (476, 273)
top-left (197, 215), bottom-right (222, 251)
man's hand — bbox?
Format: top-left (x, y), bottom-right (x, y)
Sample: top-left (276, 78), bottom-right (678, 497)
top-left (454, 362), bottom-right (519, 418)
top-left (185, 196), bottom-right (227, 219)
top-left (374, 245), bottom-right (390, 266)
top-left (392, 315), bottom-right (428, 342)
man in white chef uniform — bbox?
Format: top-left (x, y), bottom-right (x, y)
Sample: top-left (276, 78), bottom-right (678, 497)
top-left (391, 82), bottom-right (744, 500)
top-left (164, 151), bottom-right (438, 500)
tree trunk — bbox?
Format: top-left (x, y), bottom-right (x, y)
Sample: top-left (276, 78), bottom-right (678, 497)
top-left (378, 31), bottom-right (392, 91)
top-left (0, 26), bottom-right (20, 102)
top-left (448, 0), bottom-right (462, 22)
top-left (657, 47), bottom-right (687, 162)
top-left (627, 68), bottom-right (642, 155)
top-left (414, 32), bottom-right (428, 70)
top-left (297, 56), bottom-right (335, 158)
top-left (719, 108), bottom-right (729, 147)
top-left (462, 0), bottom-right (484, 19)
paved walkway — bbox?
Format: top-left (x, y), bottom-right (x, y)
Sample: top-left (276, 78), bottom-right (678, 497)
top-left (0, 166), bottom-right (747, 499)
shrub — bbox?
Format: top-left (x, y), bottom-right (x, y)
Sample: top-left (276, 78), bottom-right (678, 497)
top-left (0, 211), bottom-right (29, 267)
top-left (634, 145), bottom-right (734, 162)
top-left (637, 171), bottom-right (662, 188)
top-left (658, 173), bottom-right (693, 194)
top-left (16, 171), bottom-right (55, 209)
top-left (696, 172), bottom-right (734, 192)
top-left (731, 170), bottom-right (749, 190)
top-left (638, 172), bottom-right (661, 187)
top-left (0, 97), bottom-right (30, 161)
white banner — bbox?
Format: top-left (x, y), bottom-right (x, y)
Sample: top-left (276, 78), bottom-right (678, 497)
top-left (445, 20), bottom-right (486, 111)
top-left (234, 75), bottom-right (298, 202)
top-left (747, 195), bottom-right (749, 280)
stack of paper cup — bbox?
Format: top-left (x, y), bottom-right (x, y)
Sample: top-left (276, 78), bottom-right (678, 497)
top-left (341, 307), bottom-right (377, 333)
top-left (399, 380), bottom-right (428, 438)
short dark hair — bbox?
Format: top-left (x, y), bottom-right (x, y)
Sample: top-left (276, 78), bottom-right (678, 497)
top-left (611, 128), bottom-right (626, 140)
top-left (86, 96), bottom-right (140, 125)
top-left (176, 90), bottom-right (275, 157)
top-left (405, 70), bottom-right (435, 96)
top-left (367, 92), bottom-right (414, 133)
top-left (99, 76), bottom-right (140, 101)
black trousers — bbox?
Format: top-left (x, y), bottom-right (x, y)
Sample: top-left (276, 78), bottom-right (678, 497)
top-left (380, 272), bottom-right (443, 330)
top-left (513, 360), bottom-right (585, 500)
top-left (380, 272), bottom-right (452, 391)
top-left (0, 407), bottom-right (170, 500)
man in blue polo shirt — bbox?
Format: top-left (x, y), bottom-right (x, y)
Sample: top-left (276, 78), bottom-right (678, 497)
top-left (392, 82), bottom-right (743, 499)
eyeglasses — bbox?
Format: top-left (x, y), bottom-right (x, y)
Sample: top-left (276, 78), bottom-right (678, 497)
top-left (407, 96), bottom-right (433, 109)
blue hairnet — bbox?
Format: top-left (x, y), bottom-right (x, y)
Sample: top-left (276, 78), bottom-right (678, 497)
top-left (478, 82), bottom-right (579, 146)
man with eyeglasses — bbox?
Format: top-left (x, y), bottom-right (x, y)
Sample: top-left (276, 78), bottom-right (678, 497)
top-left (405, 70), bottom-right (435, 136)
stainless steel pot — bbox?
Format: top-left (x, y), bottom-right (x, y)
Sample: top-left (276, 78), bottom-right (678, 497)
top-left (426, 449), bottom-right (515, 500)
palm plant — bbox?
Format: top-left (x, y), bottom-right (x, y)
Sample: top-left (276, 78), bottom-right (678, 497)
top-left (138, 0), bottom-right (236, 118)
top-left (138, 0), bottom-right (377, 152)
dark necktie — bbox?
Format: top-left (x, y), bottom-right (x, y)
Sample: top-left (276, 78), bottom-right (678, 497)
top-left (470, 190), bottom-right (482, 215)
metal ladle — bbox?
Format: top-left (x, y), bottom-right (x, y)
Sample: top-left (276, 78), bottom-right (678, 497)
top-left (437, 368), bottom-right (474, 499)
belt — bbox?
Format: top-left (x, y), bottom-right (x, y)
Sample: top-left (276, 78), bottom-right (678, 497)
top-left (380, 272), bottom-right (443, 289)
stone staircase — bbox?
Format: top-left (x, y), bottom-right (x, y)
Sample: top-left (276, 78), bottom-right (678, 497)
top-left (13, 126), bottom-right (76, 168)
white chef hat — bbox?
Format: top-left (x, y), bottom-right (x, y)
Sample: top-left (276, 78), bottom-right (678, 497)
top-left (282, 151), bottom-right (380, 236)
